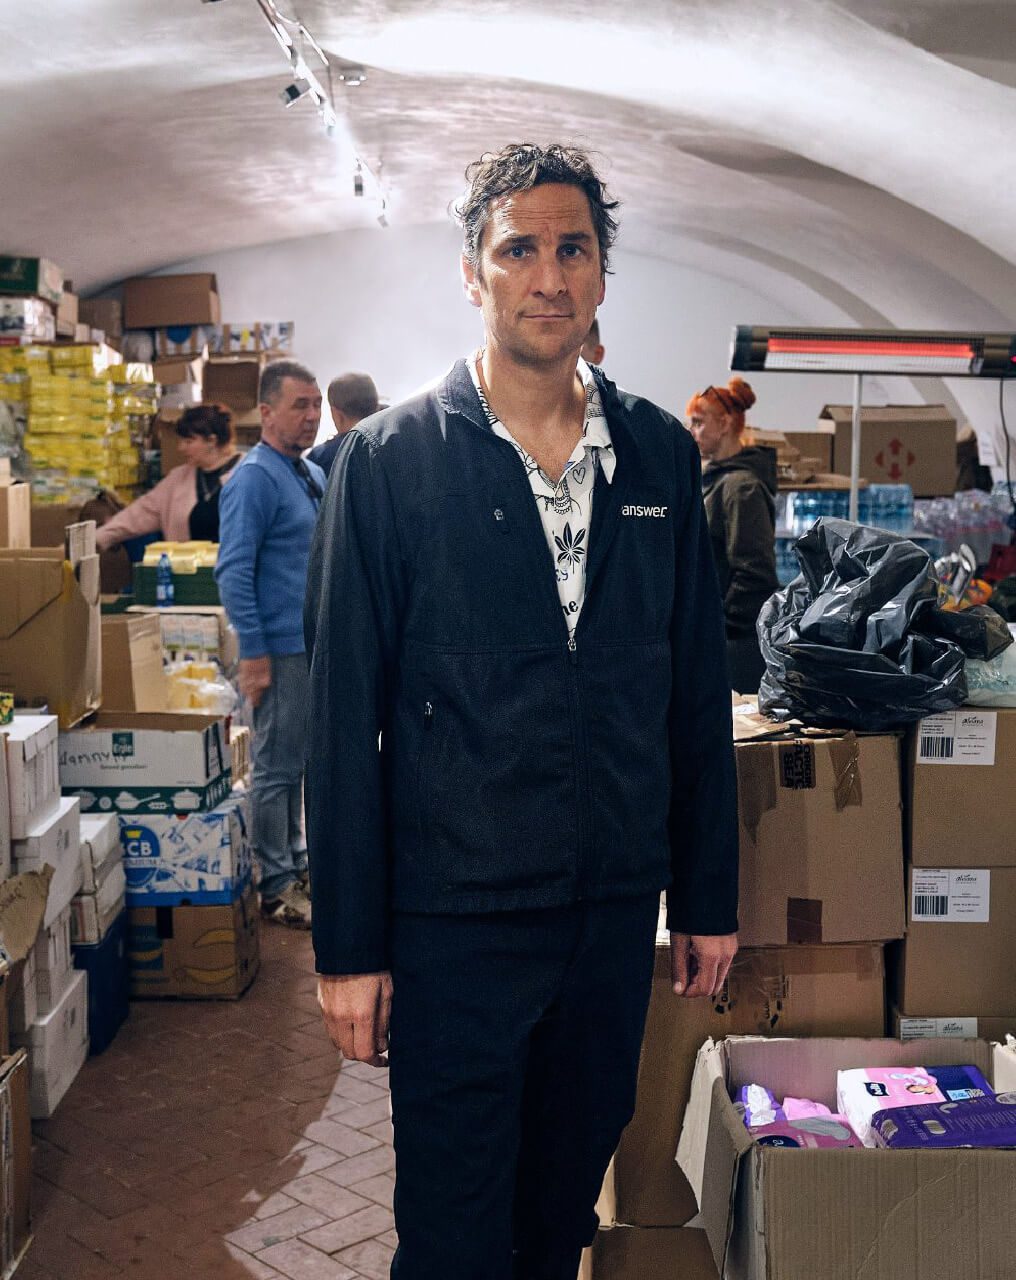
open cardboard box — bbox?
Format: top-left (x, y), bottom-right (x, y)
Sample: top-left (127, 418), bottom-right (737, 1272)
top-left (679, 1035), bottom-right (1016, 1280)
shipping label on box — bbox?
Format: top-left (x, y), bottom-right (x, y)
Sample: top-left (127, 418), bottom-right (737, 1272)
top-left (917, 710), bottom-right (996, 765)
top-left (59, 712), bottom-right (230, 813)
top-left (120, 795), bottom-right (251, 905)
top-left (911, 868), bottom-right (990, 922)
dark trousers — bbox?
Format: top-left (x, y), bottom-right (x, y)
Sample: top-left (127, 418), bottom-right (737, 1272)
top-left (387, 894), bottom-right (659, 1280)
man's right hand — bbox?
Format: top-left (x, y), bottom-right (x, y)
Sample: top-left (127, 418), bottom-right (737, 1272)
top-left (318, 972), bottom-right (393, 1067)
top-left (239, 655), bottom-right (272, 708)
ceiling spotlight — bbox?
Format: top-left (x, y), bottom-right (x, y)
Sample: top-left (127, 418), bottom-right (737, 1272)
top-left (280, 81), bottom-right (311, 107)
top-left (337, 65), bottom-right (367, 87)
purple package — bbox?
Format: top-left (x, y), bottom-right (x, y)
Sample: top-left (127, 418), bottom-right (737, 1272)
top-left (931, 1064), bottom-right (993, 1102)
top-left (872, 1093), bottom-right (1016, 1149)
top-left (738, 1084), bottom-right (786, 1129)
top-left (751, 1116), bottom-right (862, 1149)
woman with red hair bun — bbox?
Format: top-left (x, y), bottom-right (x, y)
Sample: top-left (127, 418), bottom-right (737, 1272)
top-left (686, 377), bottom-right (778, 694)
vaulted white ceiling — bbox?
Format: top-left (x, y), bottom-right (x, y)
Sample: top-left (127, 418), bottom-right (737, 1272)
top-left (4, 0), bottom-right (1016, 346)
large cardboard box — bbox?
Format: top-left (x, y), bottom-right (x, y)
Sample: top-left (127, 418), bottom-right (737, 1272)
top-left (79, 812), bottom-right (121, 893)
top-left (0, 475), bottom-right (30, 549)
top-left (680, 1035), bottom-right (1016, 1280)
top-left (0, 255), bottom-right (64, 306)
top-left (0, 870), bottom-right (53, 1040)
top-left (56, 290), bottom-right (78, 337)
top-left (735, 732), bottom-right (905, 946)
top-left (908, 708), bottom-right (1016, 866)
top-left (2, 714), bottom-right (59, 839)
top-left (579, 1226), bottom-right (717, 1280)
top-left (120, 794), bottom-right (251, 906)
top-left (892, 1007), bottom-right (1016, 1043)
top-left (820, 403), bottom-right (957, 497)
top-left (59, 711), bottom-right (231, 814)
top-left (0, 523), bottom-right (101, 729)
top-left (129, 604), bottom-right (238, 667)
top-left (152, 354), bottom-right (204, 389)
top-left (13, 796), bottom-right (83, 929)
top-left (154, 327), bottom-right (208, 359)
top-left (14, 966), bottom-right (87, 1118)
top-left (122, 273), bottom-right (220, 329)
top-left (78, 298), bottom-right (122, 342)
top-left (29, 502), bottom-right (80, 550)
top-left (600, 939), bottom-right (885, 1229)
top-left (203, 357), bottom-right (263, 422)
top-left (0, 1050), bottom-right (33, 1275)
top-left (33, 906), bottom-right (73, 1015)
top-left (893, 865), bottom-right (1016, 1018)
top-left (127, 883), bottom-right (259, 999)
top-left (101, 614), bottom-right (168, 713)
top-left (70, 861), bottom-right (126, 946)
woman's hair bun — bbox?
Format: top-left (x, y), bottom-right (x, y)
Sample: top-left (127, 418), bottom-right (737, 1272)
top-left (726, 377), bottom-right (756, 412)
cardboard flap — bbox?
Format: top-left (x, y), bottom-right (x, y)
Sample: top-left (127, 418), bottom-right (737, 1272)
top-left (0, 558), bottom-right (65, 637)
top-left (76, 555), bottom-right (101, 607)
top-left (0, 867), bottom-right (52, 971)
top-left (993, 1039), bottom-right (1016, 1092)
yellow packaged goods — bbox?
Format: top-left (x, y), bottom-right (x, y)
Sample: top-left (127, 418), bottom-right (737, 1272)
top-left (142, 541), bottom-right (218, 570)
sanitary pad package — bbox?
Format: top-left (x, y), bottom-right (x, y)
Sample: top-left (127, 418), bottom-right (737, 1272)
top-left (837, 1065), bottom-right (991, 1147)
top-left (751, 1116), bottom-right (862, 1149)
top-left (873, 1094), bottom-right (1016, 1149)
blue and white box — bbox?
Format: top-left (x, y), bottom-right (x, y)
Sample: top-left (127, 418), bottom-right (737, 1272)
top-left (119, 794), bottom-right (251, 906)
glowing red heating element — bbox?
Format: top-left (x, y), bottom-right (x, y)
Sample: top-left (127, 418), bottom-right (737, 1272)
top-left (768, 338), bottom-right (975, 359)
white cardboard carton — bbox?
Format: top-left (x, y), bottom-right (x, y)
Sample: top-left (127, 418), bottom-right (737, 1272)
top-left (14, 967), bottom-right (87, 1119)
top-left (79, 813), bottom-right (120, 892)
top-left (70, 862), bottom-right (126, 945)
top-left (13, 796), bottom-right (83, 928)
top-left (33, 906), bottom-right (73, 1015)
top-left (7, 949), bottom-right (36, 1037)
top-left (2, 715), bottom-right (58, 839)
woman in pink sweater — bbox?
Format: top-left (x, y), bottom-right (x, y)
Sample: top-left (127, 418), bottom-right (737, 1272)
top-left (96, 403), bottom-right (242, 551)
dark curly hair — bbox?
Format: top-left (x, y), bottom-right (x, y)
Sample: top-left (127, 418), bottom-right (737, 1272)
top-left (456, 143), bottom-right (620, 274)
top-left (175, 402), bottom-right (235, 447)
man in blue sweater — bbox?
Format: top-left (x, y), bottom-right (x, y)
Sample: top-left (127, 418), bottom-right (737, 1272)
top-left (216, 360), bottom-right (325, 928)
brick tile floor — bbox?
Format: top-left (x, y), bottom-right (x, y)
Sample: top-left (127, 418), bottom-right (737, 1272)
top-left (19, 926), bottom-right (397, 1279)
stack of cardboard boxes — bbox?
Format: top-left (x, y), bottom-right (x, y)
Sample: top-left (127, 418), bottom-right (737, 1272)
top-left (72, 813), bottom-right (129, 1056)
top-left (583, 711), bottom-right (906, 1278)
top-left (58, 712), bottom-right (259, 1000)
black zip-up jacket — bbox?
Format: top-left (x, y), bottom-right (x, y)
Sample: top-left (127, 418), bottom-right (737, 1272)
top-left (304, 360), bottom-right (738, 975)
top-left (701, 446), bottom-right (779, 638)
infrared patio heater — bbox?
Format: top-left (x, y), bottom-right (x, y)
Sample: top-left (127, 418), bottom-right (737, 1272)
top-left (730, 326), bottom-right (1016, 522)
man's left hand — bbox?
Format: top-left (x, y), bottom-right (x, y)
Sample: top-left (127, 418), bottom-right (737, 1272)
top-left (670, 932), bottom-right (738, 999)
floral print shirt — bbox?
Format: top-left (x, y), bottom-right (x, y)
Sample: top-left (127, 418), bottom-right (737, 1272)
top-left (468, 354), bottom-right (615, 641)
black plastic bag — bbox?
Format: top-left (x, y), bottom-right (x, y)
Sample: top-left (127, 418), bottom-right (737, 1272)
top-left (758, 519), bottom-right (1012, 730)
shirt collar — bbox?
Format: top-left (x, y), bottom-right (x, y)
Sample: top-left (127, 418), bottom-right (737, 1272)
top-left (467, 353), bottom-right (616, 484)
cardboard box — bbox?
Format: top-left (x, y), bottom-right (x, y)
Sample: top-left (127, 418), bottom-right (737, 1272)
top-left (893, 865), bottom-right (1016, 1018)
top-left (152, 354), bottom-right (203, 389)
top-left (13, 796), bottom-right (83, 928)
top-left (128, 882), bottom-right (259, 999)
top-left (600, 939), bottom-right (885, 1229)
top-left (0, 869), bottom-right (54, 1039)
top-left (892, 1008), bottom-right (1016, 1043)
top-left (735, 732), bottom-right (905, 946)
top-left (79, 812), bottom-right (121, 892)
top-left (122, 273), bottom-right (220, 330)
top-left (30, 502), bottom-right (80, 550)
top-left (0, 522), bottom-right (101, 729)
top-left (130, 604), bottom-right (238, 668)
top-left (7, 954), bottom-right (36, 1039)
top-left (208, 321), bottom-right (295, 356)
top-left (579, 1226), bottom-right (718, 1280)
top-left (101, 614), bottom-right (168, 713)
top-left (14, 966), bottom-right (87, 1118)
top-left (908, 708), bottom-right (1016, 867)
top-left (203, 357), bottom-right (263, 419)
top-left (33, 906), bottom-right (73, 1015)
top-left (0, 1050), bottom-right (33, 1275)
top-left (0, 478), bottom-right (31, 549)
top-left (230, 726), bottom-right (251, 787)
top-left (820, 403), bottom-right (957, 498)
top-left (56, 290), bottom-right (78, 336)
top-left (120, 794), bottom-right (251, 906)
top-left (59, 711), bottom-right (231, 814)
top-left (70, 862), bottom-right (126, 946)
top-left (73, 908), bottom-right (129, 1055)
top-left (0, 296), bottom-right (55, 343)
top-left (78, 298), bottom-right (122, 342)
top-left (680, 1035), bottom-right (1016, 1280)
top-left (0, 255), bottom-right (64, 305)
top-left (0, 740), bottom-right (11, 881)
top-left (2, 714), bottom-right (59, 839)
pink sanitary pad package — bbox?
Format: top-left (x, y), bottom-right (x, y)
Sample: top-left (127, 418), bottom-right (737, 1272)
top-left (837, 1067), bottom-right (945, 1147)
top-left (751, 1116), bottom-right (862, 1149)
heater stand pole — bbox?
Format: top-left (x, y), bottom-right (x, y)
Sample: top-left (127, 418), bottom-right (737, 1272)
top-left (849, 373), bottom-right (864, 522)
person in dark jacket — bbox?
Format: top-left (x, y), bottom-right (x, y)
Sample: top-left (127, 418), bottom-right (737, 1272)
top-left (687, 378), bottom-right (779, 694)
top-left (307, 371), bottom-right (380, 478)
top-left (305, 143), bottom-right (739, 1280)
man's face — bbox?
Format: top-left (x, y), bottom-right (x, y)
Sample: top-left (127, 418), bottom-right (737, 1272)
top-left (261, 378), bottom-right (322, 456)
top-left (462, 183), bottom-right (606, 368)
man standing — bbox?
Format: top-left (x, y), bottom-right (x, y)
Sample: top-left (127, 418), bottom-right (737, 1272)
top-left (308, 371), bottom-right (380, 478)
top-left (306, 144), bottom-right (738, 1278)
top-left (217, 360), bottom-right (324, 928)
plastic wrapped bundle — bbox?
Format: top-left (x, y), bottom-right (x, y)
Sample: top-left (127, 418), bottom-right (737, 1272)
top-left (758, 519), bottom-right (1013, 730)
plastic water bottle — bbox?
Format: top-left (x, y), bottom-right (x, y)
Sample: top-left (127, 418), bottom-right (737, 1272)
top-left (156, 553), bottom-right (175, 608)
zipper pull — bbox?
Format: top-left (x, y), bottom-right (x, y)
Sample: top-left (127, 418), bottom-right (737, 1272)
top-left (567, 636), bottom-right (578, 664)
top-left (493, 507), bottom-right (509, 533)
top-left (424, 701), bottom-right (434, 728)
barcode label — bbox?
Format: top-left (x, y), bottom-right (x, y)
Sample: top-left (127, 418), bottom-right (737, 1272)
top-left (912, 869), bottom-right (990, 922)
top-left (899, 1017), bottom-right (978, 1041)
top-left (917, 712), bottom-right (996, 765)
